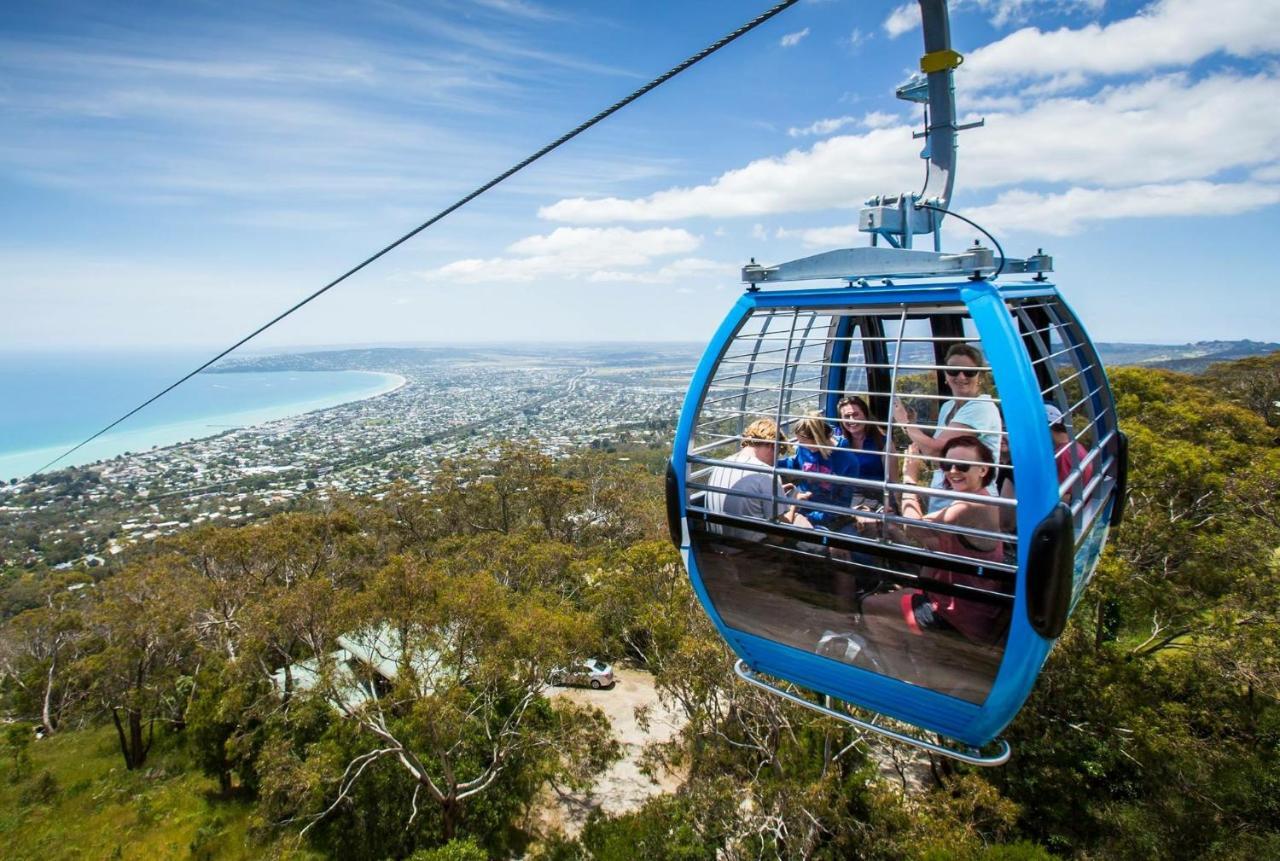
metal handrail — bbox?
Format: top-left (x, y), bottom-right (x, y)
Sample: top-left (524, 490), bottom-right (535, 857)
top-left (733, 661), bottom-right (1011, 766)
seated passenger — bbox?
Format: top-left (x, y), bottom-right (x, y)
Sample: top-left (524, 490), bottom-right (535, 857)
top-left (777, 412), bottom-right (856, 529)
top-left (1045, 404), bottom-right (1094, 491)
top-left (995, 427), bottom-right (1016, 536)
top-left (888, 435), bottom-right (1008, 647)
top-left (848, 436), bottom-right (1010, 696)
top-left (704, 418), bottom-right (811, 540)
top-left (835, 395), bottom-right (887, 503)
top-left (892, 343), bottom-right (1003, 513)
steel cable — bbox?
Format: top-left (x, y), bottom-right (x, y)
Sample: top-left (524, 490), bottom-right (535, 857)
top-left (31, 0), bottom-right (801, 478)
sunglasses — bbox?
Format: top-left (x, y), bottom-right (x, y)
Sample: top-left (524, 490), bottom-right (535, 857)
top-left (942, 460), bottom-right (975, 473)
top-left (944, 367), bottom-right (980, 379)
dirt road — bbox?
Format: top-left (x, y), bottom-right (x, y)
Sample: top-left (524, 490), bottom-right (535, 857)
top-left (540, 666), bottom-right (686, 836)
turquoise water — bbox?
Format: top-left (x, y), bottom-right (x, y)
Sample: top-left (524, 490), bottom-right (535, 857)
top-left (0, 350), bottom-right (403, 481)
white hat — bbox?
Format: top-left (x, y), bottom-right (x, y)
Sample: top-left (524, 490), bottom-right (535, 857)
top-left (1044, 404), bottom-right (1066, 427)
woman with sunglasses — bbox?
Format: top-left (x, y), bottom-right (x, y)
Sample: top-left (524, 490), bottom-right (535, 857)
top-left (891, 342), bottom-right (1002, 513)
top-left (852, 436), bottom-right (1009, 691)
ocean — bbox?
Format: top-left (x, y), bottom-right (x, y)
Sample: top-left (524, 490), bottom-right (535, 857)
top-left (0, 350), bottom-right (403, 482)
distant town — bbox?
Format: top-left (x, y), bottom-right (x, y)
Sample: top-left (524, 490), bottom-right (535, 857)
top-left (3, 338), bottom-right (1275, 572)
top-left (0, 344), bottom-right (700, 571)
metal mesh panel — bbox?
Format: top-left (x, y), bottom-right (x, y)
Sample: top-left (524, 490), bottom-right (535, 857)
top-left (688, 304), bottom-right (1016, 564)
top-left (1009, 297), bottom-right (1119, 547)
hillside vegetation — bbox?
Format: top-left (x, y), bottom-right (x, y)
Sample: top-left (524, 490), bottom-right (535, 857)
top-left (2, 356), bottom-right (1278, 860)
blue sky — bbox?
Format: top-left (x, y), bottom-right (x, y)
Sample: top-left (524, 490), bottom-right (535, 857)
top-left (3, 0), bottom-right (1278, 350)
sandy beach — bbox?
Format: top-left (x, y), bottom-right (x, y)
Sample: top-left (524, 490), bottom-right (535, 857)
top-left (1, 370), bottom-right (407, 481)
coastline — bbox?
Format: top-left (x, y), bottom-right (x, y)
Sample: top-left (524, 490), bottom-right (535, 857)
top-left (1, 371), bottom-right (407, 482)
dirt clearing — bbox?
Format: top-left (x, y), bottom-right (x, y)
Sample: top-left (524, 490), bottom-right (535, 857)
top-left (538, 666), bottom-right (685, 837)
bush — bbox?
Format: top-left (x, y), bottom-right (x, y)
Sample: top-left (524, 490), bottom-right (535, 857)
top-left (408, 837), bottom-right (488, 861)
top-left (3, 724), bottom-right (32, 782)
top-left (27, 770), bottom-right (59, 804)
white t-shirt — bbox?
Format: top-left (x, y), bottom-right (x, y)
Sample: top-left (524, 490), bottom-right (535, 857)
top-left (928, 394), bottom-right (1003, 513)
top-left (704, 448), bottom-right (783, 539)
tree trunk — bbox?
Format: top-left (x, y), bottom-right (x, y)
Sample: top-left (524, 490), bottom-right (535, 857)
top-left (130, 710), bottom-right (146, 769)
top-left (109, 708), bottom-right (147, 769)
top-left (41, 654), bottom-right (58, 736)
top-left (111, 708), bottom-right (132, 769)
top-left (441, 797), bottom-right (460, 841)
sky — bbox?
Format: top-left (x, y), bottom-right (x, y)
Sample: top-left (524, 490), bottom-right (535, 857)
top-left (3, 0), bottom-right (1279, 351)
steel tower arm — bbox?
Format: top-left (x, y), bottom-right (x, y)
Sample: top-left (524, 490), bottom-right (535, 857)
top-left (918, 0), bottom-right (959, 211)
top-left (859, 0), bottom-right (980, 250)
top-left (745, 1), bottom-right (1050, 286)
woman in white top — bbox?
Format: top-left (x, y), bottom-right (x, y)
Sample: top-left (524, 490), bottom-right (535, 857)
top-left (892, 343), bottom-right (1003, 513)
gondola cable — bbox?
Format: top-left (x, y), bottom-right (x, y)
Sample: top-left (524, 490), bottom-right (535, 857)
top-left (914, 201), bottom-right (1007, 279)
top-left (29, 0), bottom-right (803, 480)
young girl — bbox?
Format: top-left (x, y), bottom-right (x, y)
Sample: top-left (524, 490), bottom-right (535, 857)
top-left (778, 412), bottom-right (854, 529)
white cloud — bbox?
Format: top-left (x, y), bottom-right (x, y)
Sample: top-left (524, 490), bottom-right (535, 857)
top-left (426, 227), bottom-right (701, 284)
top-left (751, 223), bottom-right (768, 240)
top-left (776, 223), bottom-right (862, 247)
top-left (965, 181), bottom-right (1280, 234)
top-left (0, 7), bottom-right (649, 212)
top-left (469, 0), bottom-right (563, 21)
top-left (964, 0), bottom-right (1280, 91)
top-left (538, 72), bottom-right (1280, 224)
top-left (960, 0), bottom-right (1105, 28)
top-left (504, 226), bottom-right (696, 260)
top-left (788, 115), bottom-right (858, 137)
top-left (538, 128), bottom-right (922, 223)
top-left (963, 73), bottom-right (1280, 189)
top-left (959, 93), bottom-right (1026, 112)
top-left (883, 3), bottom-right (919, 39)
top-left (588, 257), bottom-right (733, 284)
top-left (861, 110), bottom-right (901, 129)
top-left (776, 179), bottom-right (1280, 242)
top-left (780, 28), bottom-right (810, 48)
top-left (847, 28), bottom-right (870, 51)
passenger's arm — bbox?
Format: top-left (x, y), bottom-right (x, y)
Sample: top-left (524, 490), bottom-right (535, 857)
top-left (998, 476), bottom-right (1017, 534)
top-left (892, 400), bottom-right (939, 453)
top-left (891, 400), bottom-right (975, 457)
top-left (884, 446), bottom-right (946, 549)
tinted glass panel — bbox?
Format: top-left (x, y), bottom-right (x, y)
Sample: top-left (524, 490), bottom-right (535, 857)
top-left (692, 524), bottom-right (1011, 704)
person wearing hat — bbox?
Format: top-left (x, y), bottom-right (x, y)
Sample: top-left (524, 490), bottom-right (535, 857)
top-left (1046, 404), bottom-right (1093, 491)
top-left (991, 405), bottom-right (1094, 541)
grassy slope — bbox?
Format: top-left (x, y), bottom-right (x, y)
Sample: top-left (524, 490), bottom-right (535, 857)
top-left (0, 724), bottom-right (320, 861)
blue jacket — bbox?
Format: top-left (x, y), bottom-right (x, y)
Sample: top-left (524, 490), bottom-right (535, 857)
top-left (835, 429), bottom-right (887, 486)
top-left (777, 443), bottom-right (859, 527)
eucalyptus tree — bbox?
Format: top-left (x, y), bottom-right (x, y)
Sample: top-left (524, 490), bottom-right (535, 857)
top-left (0, 574), bottom-right (92, 735)
top-left (77, 557), bottom-right (197, 769)
top-left (264, 551), bottom-right (619, 845)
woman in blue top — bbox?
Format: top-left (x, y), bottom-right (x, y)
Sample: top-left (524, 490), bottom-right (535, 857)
top-left (835, 395), bottom-right (887, 502)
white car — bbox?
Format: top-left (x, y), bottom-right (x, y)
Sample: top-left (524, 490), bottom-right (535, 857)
top-left (550, 659), bottom-right (615, 689)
